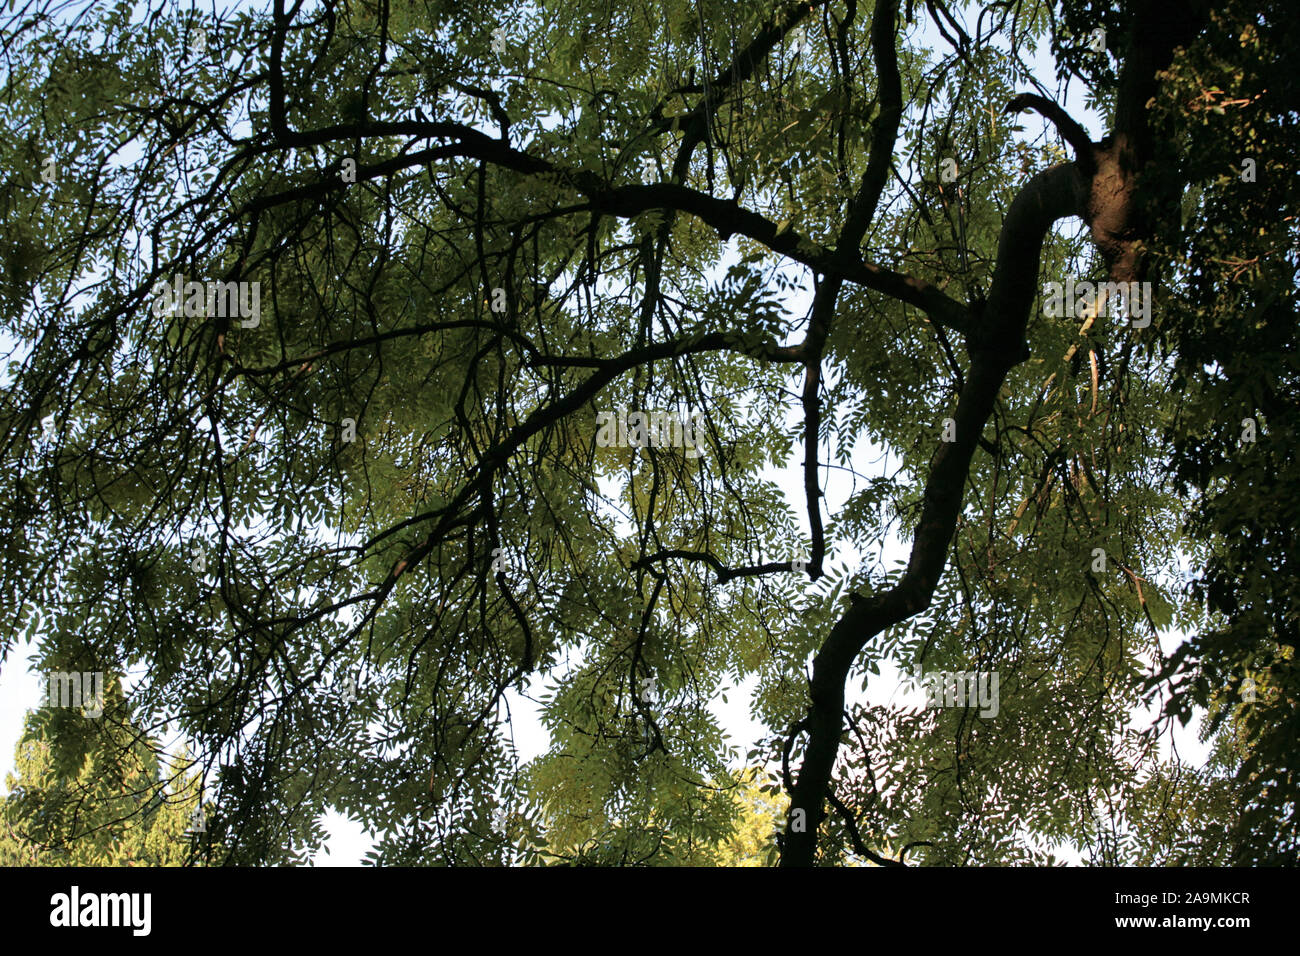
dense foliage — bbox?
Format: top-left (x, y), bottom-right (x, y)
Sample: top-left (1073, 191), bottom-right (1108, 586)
top-left (0, 677), bottom-right (206, 865)
top-left (0, 0), bottom-right (1292, 865)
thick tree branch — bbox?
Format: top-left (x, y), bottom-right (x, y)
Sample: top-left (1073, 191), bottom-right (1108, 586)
top-left (631, 550), bottom-right (797, 584)
top-left (238, 109), bottom-right (969, 335)
top-left (1004, 93), bottom-right (1096, 176)
top-left (781, 0), bottom-right (1213, 868)
top-left (781, 162), bottom-right (1088, 867)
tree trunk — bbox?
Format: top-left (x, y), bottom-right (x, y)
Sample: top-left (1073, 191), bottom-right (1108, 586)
top-left (780, 0), bottom-right (1210, 866)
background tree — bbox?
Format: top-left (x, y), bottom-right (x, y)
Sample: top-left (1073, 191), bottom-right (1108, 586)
top-left (523, 766), bottom-right (791, 866)
top-left (1146, 0), bottom-right (1300, 865)
top-left (0, 677), bottom-right (208, 866)
top-left (0, 0), bottom-right (1290, 865)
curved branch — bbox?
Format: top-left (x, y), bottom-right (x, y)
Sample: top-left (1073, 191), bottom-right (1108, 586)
top-left (826, 789), bottom-right (904, 867)
top-left (232, 120), bottom-right (970, 335)
top-left (781, 162), bottom-right (1089, 867)
top-left (632, 550), bottom-right (799, 583)
top-left (1004, 93), bottom-right (1096, 175)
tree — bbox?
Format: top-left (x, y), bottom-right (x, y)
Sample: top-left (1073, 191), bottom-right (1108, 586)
top-left (1145, 0), bottom-right (1300, 864)
top-left (0, 676), bottom-right (208, 865)
top-left (520, 765), bottom-right (787, 866)
top-left (0, 0), bottom-right (1291, 865)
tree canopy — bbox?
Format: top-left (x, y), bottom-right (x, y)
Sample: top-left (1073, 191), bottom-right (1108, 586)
top-left (0, 0), bottom-right (1294, 865)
